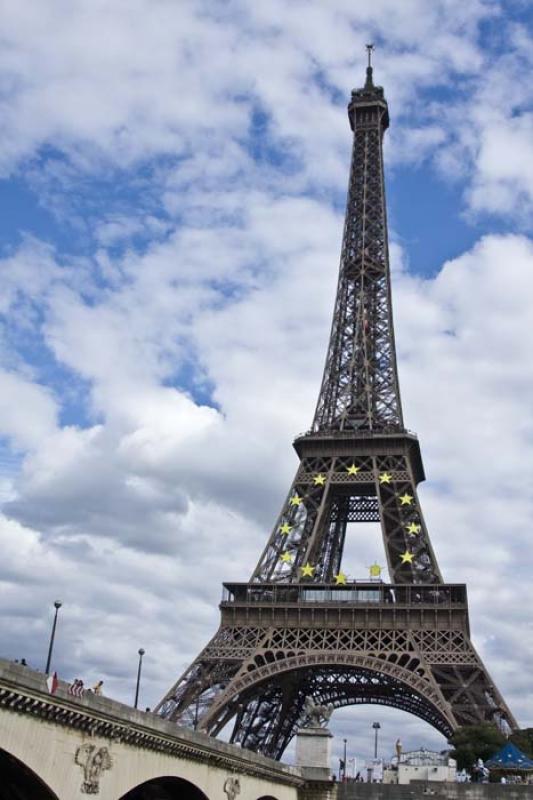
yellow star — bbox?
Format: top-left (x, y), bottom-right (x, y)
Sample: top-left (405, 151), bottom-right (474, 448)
top-left (368, 562), bottom-right (383, 578)
top-left (399, 493), bottom-right (414, 506)
top-left (289, 494), bottom-right (303, 507)
top-left (406, 522), bottom-right (421, 536)
top-left (280, 551), bottom-right (293, 563)
top-left (313, 474), bottom-right (326, 486)
top-left (379, 472), bottom-right (392, 484)
top-left (334, 572), bottom-right (347, 585)
top-left (300, 563), bottom-right (315, 578)
top-left (346, 464), bottom-right (360, 475)
top-left (279, 522), bottom-right (293, 535)
top-left (400, 550), bottom-right (414, 564)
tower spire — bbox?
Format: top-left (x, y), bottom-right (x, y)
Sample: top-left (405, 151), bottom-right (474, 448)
top-left (314, 44), bottom-right (395, 432)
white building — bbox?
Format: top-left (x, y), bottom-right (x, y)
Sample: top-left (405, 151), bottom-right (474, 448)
top-left (383, 749), bottom-right (456, 785)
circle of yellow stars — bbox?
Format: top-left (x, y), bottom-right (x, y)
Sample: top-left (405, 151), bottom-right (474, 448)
top-left (279, 468), bottom-right (423, 574)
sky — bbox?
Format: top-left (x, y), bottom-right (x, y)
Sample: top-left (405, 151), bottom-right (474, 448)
top-left (1, 0), bottom-right (533, 771)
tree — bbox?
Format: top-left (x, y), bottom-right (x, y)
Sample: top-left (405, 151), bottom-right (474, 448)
top-left (510, 729), bottom-right (533, 758)
top-left (448, 724), bottom-right (506, 770)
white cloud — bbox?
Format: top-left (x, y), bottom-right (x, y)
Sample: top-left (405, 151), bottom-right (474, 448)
top-left (0, 0), bottom-right (495, 197)
top-left (431, 22), bottom-right (533, 220)
top-left (0, 368), bottom-right (58, 450)
top-left (467, 114), bottom-right (533, 217)
top-left (0, 238), bottom-right (60, 315)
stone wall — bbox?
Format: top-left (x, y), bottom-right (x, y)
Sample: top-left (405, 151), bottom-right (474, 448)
top-left (337, 783), bottom-right (533, 800)
top-left (0, 658), bottom-right (302, 800)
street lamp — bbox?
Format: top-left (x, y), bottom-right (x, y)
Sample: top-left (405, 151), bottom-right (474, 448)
top-left (343, 738), bottom-right (348, 782)
top-left (134, 648), bottom-right (145, 709)
top-left (372, 721), bottom-right (381, 759)
top-left (45, 601), bottom-right (62, 674)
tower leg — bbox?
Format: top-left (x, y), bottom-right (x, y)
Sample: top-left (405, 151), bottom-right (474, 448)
top-left (157, 609), bottom-right (517, 757)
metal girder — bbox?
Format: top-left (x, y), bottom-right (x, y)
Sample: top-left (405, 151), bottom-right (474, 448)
top-left (156, 616), bottom-right (517, 753)
top-left (312, 82), bottom-right (401, 433)
top-left (250, 451), bottom-right (441, 584)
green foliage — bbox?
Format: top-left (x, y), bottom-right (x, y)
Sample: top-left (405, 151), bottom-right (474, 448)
top-left (448, 724), bottom-right (506, 770)
top-left (510, 729), bottom-right (533, 759)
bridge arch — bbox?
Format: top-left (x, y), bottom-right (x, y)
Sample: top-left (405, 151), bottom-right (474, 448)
top-left (205, 654), bottom-right (456, 757)
top-left (0, 746), bottom-right (59, 800)
top-left (119, 775), bottom-right (209, 800)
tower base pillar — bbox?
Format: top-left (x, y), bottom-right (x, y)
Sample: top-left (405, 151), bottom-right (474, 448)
top-left (296, 727), bottom-right (333, 781)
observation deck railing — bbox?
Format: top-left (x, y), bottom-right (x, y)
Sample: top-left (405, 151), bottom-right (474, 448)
top-left (294, 426), bottom-right (418, 440)
top-left (221, 582), bottom-right (467, 608)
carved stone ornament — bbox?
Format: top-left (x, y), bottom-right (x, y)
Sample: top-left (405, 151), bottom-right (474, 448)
top-left (223, 776), bottom-right (241, 800)
top-left (303, 696), bottom-right (333, 728)
top-left (75, 744), bottom-right (112, 794)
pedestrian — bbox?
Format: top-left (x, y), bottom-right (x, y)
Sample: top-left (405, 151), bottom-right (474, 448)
top-left (68, 679), bottom-right (85, 697)
top-left (92, 680), bottom-right (104, 695)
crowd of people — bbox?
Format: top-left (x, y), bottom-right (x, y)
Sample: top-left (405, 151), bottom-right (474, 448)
top-left (68, 678), bottom-right (104, 696)
top-left (13, 658), bottom-right (105, 698)
top-left (456, 759), bottom-right (533, 785)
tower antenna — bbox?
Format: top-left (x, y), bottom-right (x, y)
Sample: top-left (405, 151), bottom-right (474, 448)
top-left (365, 43), bottom-right (375, 88)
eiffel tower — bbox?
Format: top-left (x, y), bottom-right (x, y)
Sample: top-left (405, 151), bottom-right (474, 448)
top-left (157, 50), bottom-right (517, 757)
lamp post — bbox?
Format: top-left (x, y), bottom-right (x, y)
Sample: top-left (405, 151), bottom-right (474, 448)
top-left (343, 738), bottom-right (348, 782)
top-left (45, 601), bottom-right (62, 674)
top-left (134, 648), bottom-right (145, 709)
top-left (372, 721), bottom-right (381, 759)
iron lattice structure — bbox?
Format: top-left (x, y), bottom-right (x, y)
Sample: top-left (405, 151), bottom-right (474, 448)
top-left (156, 62), bottom-right (517, 757)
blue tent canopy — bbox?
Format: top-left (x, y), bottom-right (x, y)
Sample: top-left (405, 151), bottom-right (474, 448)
top-left (486, 742), bottom-right (533, 770)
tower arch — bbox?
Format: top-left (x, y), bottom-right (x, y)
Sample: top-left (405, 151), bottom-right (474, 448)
top-left (202, 657), bottom-right (454, 759)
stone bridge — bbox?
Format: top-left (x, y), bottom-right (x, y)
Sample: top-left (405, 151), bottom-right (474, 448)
top-left (0, 659), bottom-right (322, 800)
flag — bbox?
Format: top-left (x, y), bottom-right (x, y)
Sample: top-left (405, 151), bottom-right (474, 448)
top-left (46, 671), bottom-right (58, 694)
